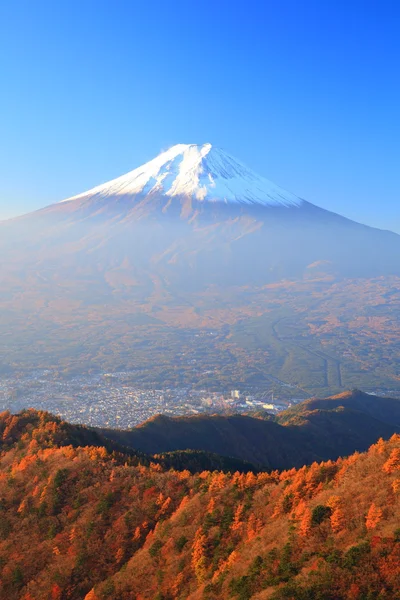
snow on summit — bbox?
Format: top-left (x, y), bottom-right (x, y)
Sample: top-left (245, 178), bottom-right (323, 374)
top-left (62, 143), bottom-right (303, 207)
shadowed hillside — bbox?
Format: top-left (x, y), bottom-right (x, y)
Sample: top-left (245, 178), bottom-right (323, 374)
top-left (98, 390), bottom-right (400, 469)
top-left (0, 409), bottom-right (257, 474)
top-left (279, 389), bottom-right (400, 426)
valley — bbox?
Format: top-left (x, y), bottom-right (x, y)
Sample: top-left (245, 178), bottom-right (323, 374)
top-left (1, 276), bottom-right (400, 410)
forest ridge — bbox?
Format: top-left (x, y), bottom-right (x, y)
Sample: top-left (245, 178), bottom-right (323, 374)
top-left (0, 408), bottom-right (399, 599)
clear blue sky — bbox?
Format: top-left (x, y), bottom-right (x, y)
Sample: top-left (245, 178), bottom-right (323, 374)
top-left (1, 0), bottom-right (399, 230)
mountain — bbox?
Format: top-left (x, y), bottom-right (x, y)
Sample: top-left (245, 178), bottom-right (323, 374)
top-left (1, 408), bottom-right (399, 600)
top-left (59, 143), bottom-right (303, 208)
top-left (279, 389), bottom-right (400, 426)
top-left (0, 408), bottom-right (256, 474)
top-left (2, 143), bottom-right (400, 392)
top-left (101, 413), bottom-right (304, 470)
top-left (98, 390), bottom-right (400, 469)
top-left (2, 143), bottom-right (400, 289)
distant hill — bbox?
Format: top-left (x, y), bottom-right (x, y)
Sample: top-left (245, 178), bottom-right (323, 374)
top-left (0, 408), bottom-right (128, 454)
top-left (100, 413), bottom-right (307, 470)
top-left (98, 390), bottom-right (400, 469)
top-left (0, 409), bottom-right (256, 474)
top-left (280, 389), bottom-right (400, 426)
top-left (0, 407), bottom-right (399, 599)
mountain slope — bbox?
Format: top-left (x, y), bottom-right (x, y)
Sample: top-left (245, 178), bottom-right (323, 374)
top-left (2, 144), bottom-right (400, 391)
top-left (2, 143), bottom-right (400, 288)
top-left (101, 413), bottom-right (307, 470)
top-left (0, 409), bottom-right (257, 474)
top-left (279, 389), bottom-right (400, 426)
top-left (60, 143), bottom-right (303, 208)
top-left (98, 391), bottom-right (400, 469)
top-left (0, 408), bottom-right (399, 599)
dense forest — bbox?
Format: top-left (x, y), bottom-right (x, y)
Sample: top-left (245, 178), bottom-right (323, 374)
top-left (0, 409), bottom-right (399, 599)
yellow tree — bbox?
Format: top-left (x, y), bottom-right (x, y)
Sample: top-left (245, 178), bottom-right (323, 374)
top-left (326, 495), bottom-right (341, 510)
top-left (192, 528), bottom-right (207, 582)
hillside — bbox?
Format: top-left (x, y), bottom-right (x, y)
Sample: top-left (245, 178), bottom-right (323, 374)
top-left (100, 414), bottom-right (307, 470)
top-left (0, 409), bottom-right (399, 599)
top-left (0, 408), bottom-right (125, 453)
top-left (279, 389), bottom-right (400, 426)
top-left (98, 391), bottom-right (400, 469)
top-left (0, 409), bottom-right (256, 475)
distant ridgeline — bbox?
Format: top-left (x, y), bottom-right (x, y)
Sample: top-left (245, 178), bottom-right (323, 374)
top-left (98, 389), bottom-right (400, 470)
top-left (0, 389), bottom-right (400, 599)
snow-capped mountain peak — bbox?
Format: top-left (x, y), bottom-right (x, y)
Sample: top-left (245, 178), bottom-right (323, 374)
top-left (61, 143), bottom-right (303, 207)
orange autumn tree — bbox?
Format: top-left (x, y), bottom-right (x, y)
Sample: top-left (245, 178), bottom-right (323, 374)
top-left (327, 495), bottom-right (346, 534)
top-left (382, 448), bottom-right (400, 474)
top-left (51, 584), bottom-right (62, 600)
top-left (299, 508), bottom-right (312, 537)
top-left (292, 499), bottom-right (307, 520)
top-left (392, 479), bottom-right (400, 494)
top-left (365, 503), bottom-right (383, 530)
top-left (207, 497), bottom-right (216, 513)
top-left (84, 589), bottom-right (100, 600)
top-left (330, 506), bottom-right (346, 534)
top-left (212, 550), bottom-right (238, 580)
top-left (246, 513), bottom-right (263, 541)
top-left (171, 572), bottom-right (184, 597)
top-left (231, 502), bottom-right (245, 531)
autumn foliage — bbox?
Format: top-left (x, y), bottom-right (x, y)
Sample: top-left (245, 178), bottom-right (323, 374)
top-left (0, 409), bottom-right (399, 599)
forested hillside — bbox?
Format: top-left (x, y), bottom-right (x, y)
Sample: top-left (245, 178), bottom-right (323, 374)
top-left (0, 409), bottom-right (399, 599)
top-left (99, 390), bottom-right (400, 469)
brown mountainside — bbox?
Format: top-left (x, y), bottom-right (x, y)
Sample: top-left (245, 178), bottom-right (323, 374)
top-left (0, 409), bottom-right (399, 599)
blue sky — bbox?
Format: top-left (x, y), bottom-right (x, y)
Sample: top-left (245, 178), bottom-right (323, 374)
top-left (0, 0), bottom-right (399, 230)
